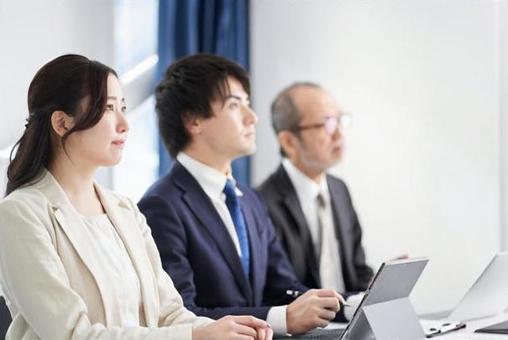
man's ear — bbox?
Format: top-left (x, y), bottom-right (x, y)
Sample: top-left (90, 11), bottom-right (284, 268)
top-left (184, 115), bottom-right (203, 137)
top-left (278, 131), bottom-right (298, 159)
top-left (50, 110), bottom-right (74, 137)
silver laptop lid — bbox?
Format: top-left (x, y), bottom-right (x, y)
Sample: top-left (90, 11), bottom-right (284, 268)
top-left (448, 251), bottom-right (508, 322)
top-left (340, 257), bottom-right (428, 340)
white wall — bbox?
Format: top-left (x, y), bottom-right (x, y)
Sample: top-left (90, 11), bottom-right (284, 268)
top-left (0, 0), bottom-right (159, 192)
top-left (251, 0), bottom-right (504, 313)
top-left (0, 0), bottom-right (115, 149)
top-left (0, 0), bottom-right (121, 192)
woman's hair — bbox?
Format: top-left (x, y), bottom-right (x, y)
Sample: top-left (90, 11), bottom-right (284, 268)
top-left (5, 54), bottom-right (117, 196)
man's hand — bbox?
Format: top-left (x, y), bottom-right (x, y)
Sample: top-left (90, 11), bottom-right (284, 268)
top-left (286, 289), bottom-right (342, 334)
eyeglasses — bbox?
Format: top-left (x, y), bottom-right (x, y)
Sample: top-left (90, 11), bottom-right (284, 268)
top-left (293, 113), bottom-right (352, 135)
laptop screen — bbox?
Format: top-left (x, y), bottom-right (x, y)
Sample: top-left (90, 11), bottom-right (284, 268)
top-left (339, 258), bottom-right (429, 340)
top-left (449, 252), bottom-right (508, 322)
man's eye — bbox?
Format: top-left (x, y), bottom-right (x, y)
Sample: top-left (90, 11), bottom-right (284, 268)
top-left (229, 102), bottom-right (239, 109)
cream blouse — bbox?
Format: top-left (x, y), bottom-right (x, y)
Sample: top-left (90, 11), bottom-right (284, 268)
top-left (81, 213), bottom-right (145, 327)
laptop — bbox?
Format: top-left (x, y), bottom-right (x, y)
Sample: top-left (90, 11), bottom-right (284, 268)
top-left (475, 320), bottom-right (508, 335)
top-left (447, 252), bottom-right (508, 322)
top-left (274, 258), bottom-right (428, 340)
top-left (273, 328), bottom-right (344, 339)
top-left (339, 257), bottom-right (428, 340)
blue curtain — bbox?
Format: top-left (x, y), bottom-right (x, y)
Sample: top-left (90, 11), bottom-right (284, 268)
top-left (157, 0), bottom-right (251, 185)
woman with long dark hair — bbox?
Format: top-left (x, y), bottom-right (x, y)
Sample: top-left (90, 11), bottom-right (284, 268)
top-left (0, 54), bottom-right (272, 340)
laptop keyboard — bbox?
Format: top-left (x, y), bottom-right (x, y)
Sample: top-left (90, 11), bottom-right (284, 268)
top-left (274, 328), bottom-right (345, 339)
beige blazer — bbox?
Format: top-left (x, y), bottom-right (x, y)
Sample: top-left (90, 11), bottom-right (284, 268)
top-left (0, 171), bottom-right (211, 340)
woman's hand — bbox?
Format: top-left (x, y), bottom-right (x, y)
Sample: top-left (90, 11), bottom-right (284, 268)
top-left (193, 315), bottom-right (273, 340)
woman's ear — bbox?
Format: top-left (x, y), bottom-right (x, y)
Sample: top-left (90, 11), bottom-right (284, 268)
top-left (50, 110), bottom-right (73, 137)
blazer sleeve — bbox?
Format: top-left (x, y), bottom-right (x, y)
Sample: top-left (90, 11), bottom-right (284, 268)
top-left (138, 194), bottom-right (272, 320)
top-left (252, 192), bottom-right (308, 306)
top-left (349, 204), bottom-right (374, 291)
top-left (339, 182), bottom-right (374, 291)
top-left (0, 197), bottom-right (203, 340)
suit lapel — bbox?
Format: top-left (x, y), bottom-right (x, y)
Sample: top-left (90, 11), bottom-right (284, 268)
top-left (327, 176), bottom-right (352, 286)
top-left (277, 166), bottom-right (321, 286)
top-left (40, 173), bottom-right (117, 326)
top-left (173, 164), bottom-right (252, 299)
top-left (41, 171), bottom-right (159, 326)
top-left (276, 167), bottom-right (311, 239)
top-left (95, 186), bottom-right (158, 326)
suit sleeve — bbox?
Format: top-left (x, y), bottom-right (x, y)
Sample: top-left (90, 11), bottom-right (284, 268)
top-left (343, 185), bottom-right (374, 291)
top-left (0, 198), bottom-right (199, 340)
top-left (126, 197), bottom-right (212, 329)
top-left (251, 192), bottom-right (308, 306)
top-left (138, 194), bottom-right (271, 320)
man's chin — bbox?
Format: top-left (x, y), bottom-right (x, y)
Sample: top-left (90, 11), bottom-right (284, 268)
top-left (326, 154), bottom-right (343, 168)
top-left (331, 149), bottom-right (343, 162)
top-left (233, 145), bottom-right (256, 159)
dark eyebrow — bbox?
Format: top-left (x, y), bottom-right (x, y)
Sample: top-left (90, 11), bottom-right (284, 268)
top-left (225, 94), bottom-right (249, 102)
top-left (107, 96), bottom-right (126, 103)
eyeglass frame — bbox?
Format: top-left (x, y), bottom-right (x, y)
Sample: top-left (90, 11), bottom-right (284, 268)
top-left (291, 113), bottom-right (352, 135)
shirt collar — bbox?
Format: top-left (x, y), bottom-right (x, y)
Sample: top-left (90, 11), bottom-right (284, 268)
top-left (177, 152), bottom-right (243, 199)
top-left (282, 158), bottom-right (329, 201)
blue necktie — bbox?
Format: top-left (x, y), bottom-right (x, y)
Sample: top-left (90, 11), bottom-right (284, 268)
top-left (223, 179), bottom-right (250, 278)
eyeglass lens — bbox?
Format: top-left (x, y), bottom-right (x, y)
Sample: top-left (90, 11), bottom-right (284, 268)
top-left (324, 117), bottom-right (339, 134)
top-left (324, 114), bottom-right (352, 134)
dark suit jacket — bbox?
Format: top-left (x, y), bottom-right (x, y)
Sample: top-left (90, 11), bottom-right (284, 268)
top-left (138, 162), bottom-right (306, 320)
top-left (257, 165), bottom-right (373, 293)
top-left (0, 296), bottom-right (10, 340)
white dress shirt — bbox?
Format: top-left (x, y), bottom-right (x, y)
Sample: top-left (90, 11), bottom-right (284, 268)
top-left (282, 158), bottom-right (346, 293)
top-left (177, 153), bottom-right (288, 334)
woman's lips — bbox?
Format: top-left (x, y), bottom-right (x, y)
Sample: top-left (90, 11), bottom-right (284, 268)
top-left (112, 140), bottom-right (126, 147)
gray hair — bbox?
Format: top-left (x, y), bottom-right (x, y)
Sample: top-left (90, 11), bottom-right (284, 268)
top-left (270, 82), bottom-right (321, 156)
top-left (270, 81), bottom-right (321, 134)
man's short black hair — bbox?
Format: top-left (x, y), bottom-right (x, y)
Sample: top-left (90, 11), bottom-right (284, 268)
top-left (155, 53), bottom-right (250, 157)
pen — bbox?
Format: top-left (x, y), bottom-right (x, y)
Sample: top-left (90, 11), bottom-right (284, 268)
top-left (285, 290), bottom-right (351, 307)
top-left (286, 289), bottom-right (302, 298)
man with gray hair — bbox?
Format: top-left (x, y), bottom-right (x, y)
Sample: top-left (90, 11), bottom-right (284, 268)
top-left (258, 82), bottom-right (373, 295)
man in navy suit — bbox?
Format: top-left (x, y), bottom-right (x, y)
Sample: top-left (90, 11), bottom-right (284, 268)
top-left (138, 54), bottom-right (343, 335)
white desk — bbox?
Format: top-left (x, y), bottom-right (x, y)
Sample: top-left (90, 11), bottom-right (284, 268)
top-left (323, 313), bottom-right (508, 339)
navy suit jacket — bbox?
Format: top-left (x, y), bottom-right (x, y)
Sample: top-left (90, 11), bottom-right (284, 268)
top-left (138, 162), bottom-right (306, 320)
top-left (257, 165), bottom-right (373, 293)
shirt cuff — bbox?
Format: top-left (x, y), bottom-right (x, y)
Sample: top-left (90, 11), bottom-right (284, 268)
top-left (343, 292), bottom-right (365, 321)
top-left (266, 305), bottom-right (288, 335)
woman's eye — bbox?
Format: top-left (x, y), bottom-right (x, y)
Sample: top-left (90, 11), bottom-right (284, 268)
top-left (105, 104), bottom-right (114, 111)
top-left (229, 102), bottom-right (239, 109)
